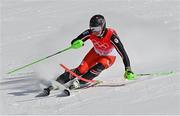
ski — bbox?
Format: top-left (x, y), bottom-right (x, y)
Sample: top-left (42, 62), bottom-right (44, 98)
top-left (36, 64), bottom-right (175, 98)
top-left (35, 89), bottom-right (70, 97)
top-left (35, 80), bottom-right (71, 97)
top-left (60, 64), bottom-right (175, 89)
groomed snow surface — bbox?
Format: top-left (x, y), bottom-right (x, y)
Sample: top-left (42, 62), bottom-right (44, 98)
top-left (1, 0), bottom-right (180, 115)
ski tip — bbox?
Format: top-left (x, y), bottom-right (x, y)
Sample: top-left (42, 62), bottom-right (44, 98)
top-left (35, 94), bottom-right (47, 98)
top-left (64, 89), bottom-right (70, 96)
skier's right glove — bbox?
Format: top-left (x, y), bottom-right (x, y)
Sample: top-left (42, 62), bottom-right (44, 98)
top-left (71, 39), bottom-right (84, 49)
top-left (124, 67), bottom-right (135, 80)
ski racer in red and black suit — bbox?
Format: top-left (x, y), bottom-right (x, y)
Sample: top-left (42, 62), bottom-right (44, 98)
top-left (42, 14), bottom-right (135, 96)
top-left (68, 28), bottom-right (131, 84)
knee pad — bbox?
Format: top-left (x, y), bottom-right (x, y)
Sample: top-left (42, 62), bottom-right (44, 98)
top-left (77, 61), bottom-right (89, 75)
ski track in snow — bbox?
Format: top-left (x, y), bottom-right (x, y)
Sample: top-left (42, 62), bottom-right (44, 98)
top-left (0, 71), bottom-right (179, 114)
top-left (1, 0), bottom-right (180, 115)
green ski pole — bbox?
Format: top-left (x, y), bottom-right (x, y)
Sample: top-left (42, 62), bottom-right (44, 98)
top-left (135, 71), bottom-right (175, 77)
top-left (7, 46), bottom-right (73, 74)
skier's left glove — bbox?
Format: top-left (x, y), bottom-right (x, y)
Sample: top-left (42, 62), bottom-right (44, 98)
top-left (124, 67), bottom-right (135, 80)
top-left (71, 39), bottom-right (84, 49)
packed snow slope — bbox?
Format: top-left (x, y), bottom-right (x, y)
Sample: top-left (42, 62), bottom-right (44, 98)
top-left (1, 0), bottom-right (180, 115)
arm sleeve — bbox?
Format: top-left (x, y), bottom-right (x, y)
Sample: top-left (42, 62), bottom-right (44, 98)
top-left (71, 29), bottom-right (91, 44)
top-left (110, 34), bottom-right (131, 70)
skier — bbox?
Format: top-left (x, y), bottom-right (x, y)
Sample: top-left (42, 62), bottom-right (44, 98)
top-left (39, 14), bottom-right (135, 96)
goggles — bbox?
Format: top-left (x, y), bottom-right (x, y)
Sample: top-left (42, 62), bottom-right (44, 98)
top-left (90, 26), bottom-right (102, 32)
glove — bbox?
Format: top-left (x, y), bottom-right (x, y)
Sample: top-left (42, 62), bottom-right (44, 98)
top-left (71, 39), bottom-right (84, 49)
top-left (124, 67), bottom-right (135, 80)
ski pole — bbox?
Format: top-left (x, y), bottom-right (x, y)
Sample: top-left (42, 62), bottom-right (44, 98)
top-left (7, 46), bottom-right (73, 74)
top-left (135, 71), bottom-right (175, 77)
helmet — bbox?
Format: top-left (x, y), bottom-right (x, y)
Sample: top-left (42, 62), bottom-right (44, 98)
top-left (89, 14), bottom-right (106, 36)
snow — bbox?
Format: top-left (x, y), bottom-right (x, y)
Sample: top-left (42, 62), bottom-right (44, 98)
top-left (1, 0), bottom-right (180, 115)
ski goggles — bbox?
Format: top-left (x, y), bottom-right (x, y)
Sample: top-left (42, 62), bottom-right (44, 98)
top-left (90, 26), bottom-right (102, 32)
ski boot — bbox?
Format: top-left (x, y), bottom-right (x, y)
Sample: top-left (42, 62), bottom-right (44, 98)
top-left (68, 78), bottom-right (81, 90)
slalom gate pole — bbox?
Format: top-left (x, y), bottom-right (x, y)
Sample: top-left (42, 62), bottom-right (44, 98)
top-left (60, 64), bottom-right (98, 83)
